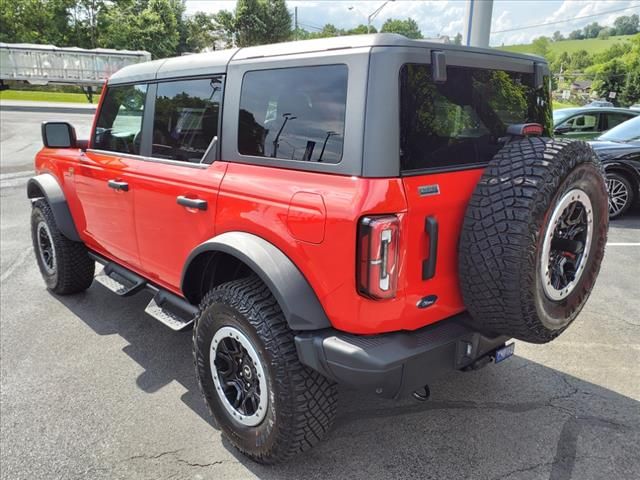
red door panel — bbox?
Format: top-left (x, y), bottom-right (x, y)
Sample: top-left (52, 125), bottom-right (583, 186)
top-left (74, 150), bottom-right (140, 267)
top-left (132, 161), bottom-right (228, 292)
top-left (400, 169), bottom-right (484, 324)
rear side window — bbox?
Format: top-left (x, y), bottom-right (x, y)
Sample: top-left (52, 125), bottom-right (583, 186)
top-left (238, 65), bottom-right (348, 164)
top-left (94, 84), bottom-right (147, 155)
top-left (152, 77), bottom-right (223, 163)
top-left (400, 64), bottom-right (552, 172)
top-left (605, 112), bottom-right (634, 130)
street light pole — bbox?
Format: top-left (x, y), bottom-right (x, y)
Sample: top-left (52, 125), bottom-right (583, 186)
top-left (367, 0), bottom-right (394, 34)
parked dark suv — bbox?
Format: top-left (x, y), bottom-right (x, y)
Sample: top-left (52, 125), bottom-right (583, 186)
top-left (28, 34), bottom-right (608, 463)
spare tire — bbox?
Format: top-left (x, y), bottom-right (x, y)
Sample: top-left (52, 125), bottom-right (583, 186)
top-left (459, 138), bottom-right (608, 344)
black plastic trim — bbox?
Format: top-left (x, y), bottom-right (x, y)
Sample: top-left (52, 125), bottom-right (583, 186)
top-left (177, 196), bottom-right (207, 210)
top-left (295, 312), bottom-right (510, 398)
top-left (181, 232), bottom-right (331, 330)
top-left (27, 174), bottom-right (81, 242)
top-left (422, 216), bottom-right (438, 280)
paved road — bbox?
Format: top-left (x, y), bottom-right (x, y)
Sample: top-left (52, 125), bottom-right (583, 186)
top-left (0, 109), bottom-right (94, 174)
top-left (1, 110), bottom-right (639, 479)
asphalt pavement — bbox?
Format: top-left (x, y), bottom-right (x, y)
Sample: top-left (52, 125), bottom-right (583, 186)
top-left (1, 108), bottom-right (639, 480)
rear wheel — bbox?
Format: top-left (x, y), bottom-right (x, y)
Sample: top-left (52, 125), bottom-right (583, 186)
top-left (31, 199), bottom-right (95, 295)
top-left (193, 275), bottom-right (337, 464)
top-left (606, 172), bottom-right (634, 219)
top-left (459, 138), bottom-right (608, 343)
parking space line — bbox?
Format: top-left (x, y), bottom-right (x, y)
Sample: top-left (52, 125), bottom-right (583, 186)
top-left (607, 243), bottom-right (640, 246)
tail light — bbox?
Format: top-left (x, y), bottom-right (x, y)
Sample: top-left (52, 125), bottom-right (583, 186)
top-left (357, 215), bottom-right (399, 299)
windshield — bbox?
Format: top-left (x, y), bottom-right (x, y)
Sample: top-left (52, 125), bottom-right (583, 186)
top-left (553, 109), bottom-right (577, 124)
top-left (598, 116), bottom-right (640, 142)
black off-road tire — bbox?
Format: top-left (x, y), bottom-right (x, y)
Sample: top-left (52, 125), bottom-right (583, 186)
top-left (193, 275), bottom-right (337, 464)
top-left (459, 138), bottom-right (608, 343)
top-left (30, 199), bottom-right (95, 295)
top-left (606, 171), bottom-right (635, 219)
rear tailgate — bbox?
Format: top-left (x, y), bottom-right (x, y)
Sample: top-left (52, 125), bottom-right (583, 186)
top-left (400, 170), bottom-right (483, 325)
top-left (396, 59), bottom-right (551, 328)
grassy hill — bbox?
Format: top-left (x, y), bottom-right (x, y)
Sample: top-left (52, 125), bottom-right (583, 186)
top-left (499, 34), bottom-right (635, 56)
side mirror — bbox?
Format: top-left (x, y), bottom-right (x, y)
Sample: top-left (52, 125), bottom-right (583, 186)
top-left (41, 122), bottom-right (77, 148)
top-left (554, 126), bottom-right (570, 135)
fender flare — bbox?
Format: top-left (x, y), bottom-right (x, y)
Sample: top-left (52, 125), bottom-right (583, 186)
top-left (27, 174), bottom-right (81, 242)
top-left (181, 232), bottom-right (331, 331)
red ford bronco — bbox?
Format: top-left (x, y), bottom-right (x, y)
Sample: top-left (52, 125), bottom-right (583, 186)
top-left (28, 34), bottom-right (608, 463)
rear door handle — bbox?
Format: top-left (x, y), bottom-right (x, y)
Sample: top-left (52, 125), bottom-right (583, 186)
top-left (422, 216), bottom-right (438, 280)
top-left (177, 195), bottom-right (207, 211)
top-left (107, 179), bottom-right (129, 192)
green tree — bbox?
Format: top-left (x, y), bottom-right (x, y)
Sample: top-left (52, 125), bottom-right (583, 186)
top-left (182, 12), bottom-right (218, 52)
top-left (588, 58), bottom-right (627, 105)
top-left (100, 0), bottom-right (180, 58)
top-left (598, 27), bottom-right (612, 40)
top-left (620, 34), bottom-right (640, 104)
top-left (583, 22), bottom-right (603, 39)
top-left (264, 0), bottom-right (291, 43)
top-left (380, 18), bottom-right (423, 39)
top-left (613, 14), bottom-right (639, 36)
top-left (214, 0), bottom-right (292, 47)
top-left (570, 50), bottom-right (592, 70)
top-left (531, 36), bottom-right (551, 57)
top-left (568, 29), bottom-right (584, 40)
top-left (0, 0), bottom-right (74, 45)
top-left (233, 0), bottom-right (267, 47)
top-left (552, 30), bottom-right (564, 42)
top-left (454, 32), bottom-right (462, 45)
top-left (347, 24), bottom-right (376, 35)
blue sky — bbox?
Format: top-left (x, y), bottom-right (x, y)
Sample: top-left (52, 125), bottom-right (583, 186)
top-left (184, 0), bottom-right (640, 46)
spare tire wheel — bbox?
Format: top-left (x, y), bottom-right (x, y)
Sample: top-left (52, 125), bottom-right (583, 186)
top-left (459, 138), bottom-right (608, 344)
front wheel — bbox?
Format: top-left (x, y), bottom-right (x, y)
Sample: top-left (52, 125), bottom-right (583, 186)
top-left (606, 172), bottom-right (634, 218)
top-left (193, 275), bottom-right (337, 464)
top-left (31, 199), bottom-right (95, 294)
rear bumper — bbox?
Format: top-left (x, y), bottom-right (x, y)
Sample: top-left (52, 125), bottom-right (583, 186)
top-left (295, 313), bottom-right (509, 399)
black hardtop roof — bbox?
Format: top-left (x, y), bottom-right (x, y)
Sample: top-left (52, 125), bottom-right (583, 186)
top-left (109, 33), bottom-right (546, 85)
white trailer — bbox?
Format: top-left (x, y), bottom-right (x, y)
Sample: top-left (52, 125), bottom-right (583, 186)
top-left (0, 43), bottom-right (150, 100)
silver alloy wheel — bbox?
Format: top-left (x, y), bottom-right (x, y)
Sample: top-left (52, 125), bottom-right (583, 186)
top-left (606, 176), bottom-right (629, 217)
top-left (540, 189), bottom-right (593, 301)
top-left (210, 326), bottom-right (268, 427)
top-left (36, 221), bottom-right (57, 275)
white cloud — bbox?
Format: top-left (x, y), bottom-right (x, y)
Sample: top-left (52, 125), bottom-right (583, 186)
top-left (185, 0), bottom-right (640, 46)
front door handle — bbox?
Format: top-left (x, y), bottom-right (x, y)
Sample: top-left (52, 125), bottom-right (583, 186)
top-left (107, 179), bottom-right (129, 192)
top-left (177, 195), bottom-right (207, 211)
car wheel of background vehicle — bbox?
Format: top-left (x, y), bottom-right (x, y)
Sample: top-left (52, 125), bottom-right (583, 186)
top-left (606, 172), bottom-right (634, 219)
top-left (30, 199), bottom-right (95, 295)
top-left (459, 138), bottom-right (608, 344)
top-left (193, 275), bottom-right (337, 464)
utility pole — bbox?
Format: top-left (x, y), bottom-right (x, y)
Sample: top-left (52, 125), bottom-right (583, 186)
top-left (294, 6), bottom-right (298, 40)
top-left (367, 1), bottom-right (394, 34)
top-left (463, 0), bottom-right (494, 47)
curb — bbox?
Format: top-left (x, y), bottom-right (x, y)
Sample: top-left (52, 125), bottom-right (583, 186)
top-left (0, 104), bottom-right (96, 114)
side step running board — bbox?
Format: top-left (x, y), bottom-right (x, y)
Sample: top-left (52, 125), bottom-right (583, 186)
top-left (89, 252), bottom-right (197, 331)
top-left (144, 290), bottom-right (197, 331)
top-left (94, 262), bottom-right (146, 296)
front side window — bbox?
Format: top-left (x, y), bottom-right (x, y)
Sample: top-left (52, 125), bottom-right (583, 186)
top-left (238, 65), bottom-right (348, 164)
top-left (152, 77), bottom-right (223, 163)
top-left (560, 113), bottom-right (598, 132)
top-left (400, 64), bottom-right (552, 172)
top-left (94, 84), bottom-right (147, 155)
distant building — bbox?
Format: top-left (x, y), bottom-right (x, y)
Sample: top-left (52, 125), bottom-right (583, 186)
top-left (570, 80), bottom-right (592, 94)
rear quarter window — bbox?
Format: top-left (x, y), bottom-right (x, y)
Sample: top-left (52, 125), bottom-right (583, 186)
top-left (237, 65), bottom-right (348, 164)
top-left (399, 64), bottom-right (552, 172)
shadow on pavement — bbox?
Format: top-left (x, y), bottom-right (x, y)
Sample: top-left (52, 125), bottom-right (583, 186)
top-left (53, 285), bottom-right (640, 480)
